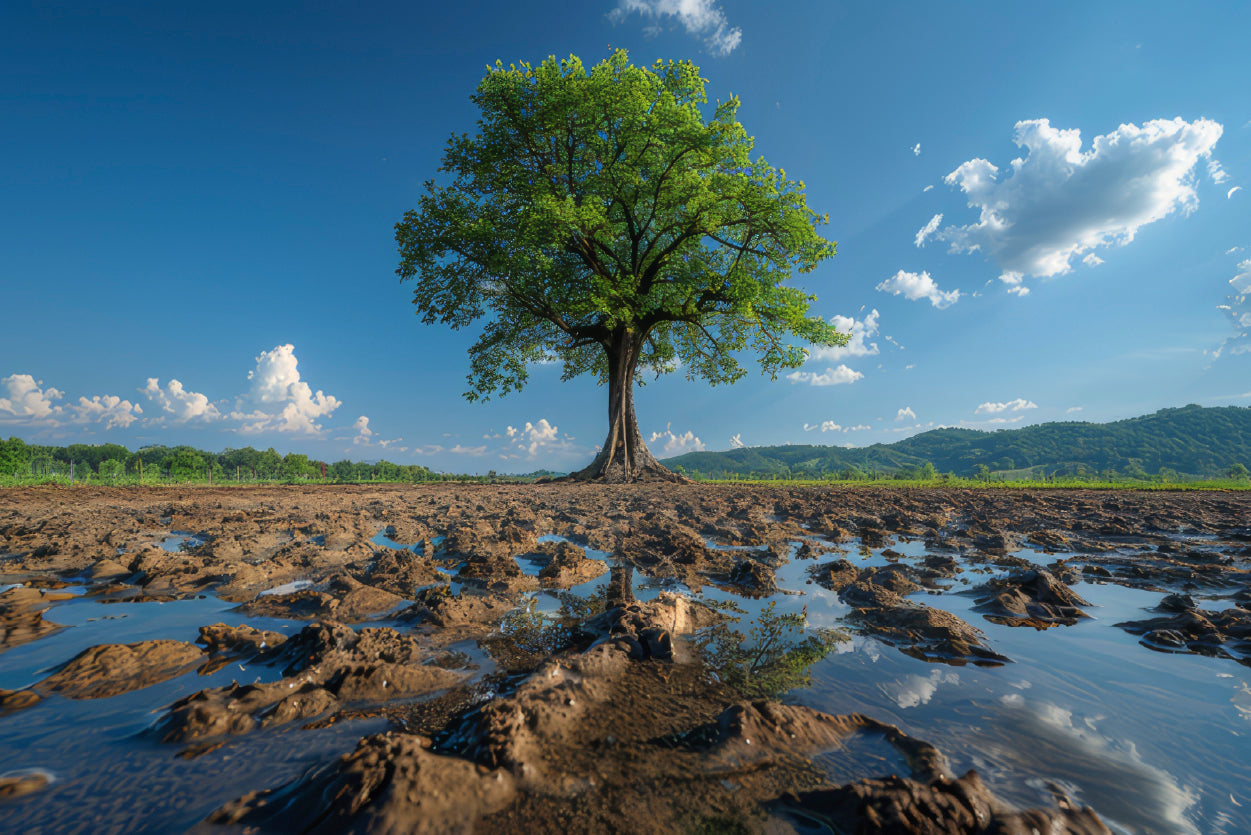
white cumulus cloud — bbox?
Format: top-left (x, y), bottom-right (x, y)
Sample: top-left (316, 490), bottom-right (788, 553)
top-left (609, 0), bottom-right (742, 56)
top-left (648, 424), bottom-right (705, 456)
top-left (142, 378), bottom-right (221, 422)
top-left (876, 270), bottom-right (961, 309)
top-left (1207, 159), bottom-right (1229, 184)
top-left (230, 344), bottom-right (342, 435)
top-left (914, 214), bottom-right (943, 248)
top-left (896, 406), bottom-right (916, 421)
top-left (941, 117), bottom-right (1223, 290)
top-left (912, 143), bottom-right (921, 156)
top-left (73, 395), bottom-right (142, 430)
top-left (506, 418), bottom-right (577, 459)
top-left (808, 309), bottom-right (880, 362)
top-left (352, 415), bottom-right (374, 445)
top-left (786, 365), bottom-right (864, 386)
top-left (975, 398), bottom-right (1038, 414)
top-left (729, 433), bottom-right (745, 449)
top-left (0, 374), bottom-right (64, 423)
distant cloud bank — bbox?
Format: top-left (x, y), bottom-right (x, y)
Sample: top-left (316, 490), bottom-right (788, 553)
top-left (975, 398), bottom-right (1038, 414)
top-left (1, 344), bottom-right (371, 442)
top-left (787, 365), bottom-right (864, 386)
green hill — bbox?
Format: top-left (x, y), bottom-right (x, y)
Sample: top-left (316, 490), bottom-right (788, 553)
top-left (662, 405), bottom-right (1251, 480)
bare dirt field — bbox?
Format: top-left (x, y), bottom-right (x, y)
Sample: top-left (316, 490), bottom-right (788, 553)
top-left (1, 484), bottom-right (1248, 833)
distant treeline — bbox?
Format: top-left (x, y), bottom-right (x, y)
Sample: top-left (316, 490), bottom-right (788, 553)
top-left (0, 438), bottom-right (458, 484)
top-left (664, 405), bottom-right (1251, 482)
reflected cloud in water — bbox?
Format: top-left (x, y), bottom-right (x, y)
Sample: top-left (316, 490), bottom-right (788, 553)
top-left (980, 694), bottom-right (1199, 835)
top-left (880, 669), bottom-right (960, 709)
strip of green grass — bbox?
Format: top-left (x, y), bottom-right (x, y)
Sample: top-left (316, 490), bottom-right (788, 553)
top-left (0, 474), bottom-right (526, 488)
top-left (698, 476), bottom-right (1250, 491)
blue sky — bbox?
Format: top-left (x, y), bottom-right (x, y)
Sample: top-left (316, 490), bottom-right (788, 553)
top-left (2, 1), bottom-right (1248, 473)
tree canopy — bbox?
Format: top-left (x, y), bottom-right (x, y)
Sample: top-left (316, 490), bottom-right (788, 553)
top-left (396, 50), bottom-right (843, 480)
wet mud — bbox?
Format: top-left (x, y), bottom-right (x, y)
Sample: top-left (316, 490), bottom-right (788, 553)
top-left (0, 483), bottom-right (1247, 833)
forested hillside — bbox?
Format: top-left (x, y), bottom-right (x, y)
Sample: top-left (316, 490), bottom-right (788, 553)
top-left (663, 405), bottom-right (1251, 480)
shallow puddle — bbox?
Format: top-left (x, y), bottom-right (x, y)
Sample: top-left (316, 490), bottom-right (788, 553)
top-left (0, 593), bottom-right (390, 833)
top-left (158, 531), bottom-right (208, 552)
top-left (790, 564), bottom-right (1251, 835)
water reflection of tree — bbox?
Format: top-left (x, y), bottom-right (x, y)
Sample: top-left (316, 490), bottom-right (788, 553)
top-left (606, 564), bottom-right (635, 607)
top-left (481, 586), bottom-right (608, 674)
top-left (695, 601), bottom-right (845, 699)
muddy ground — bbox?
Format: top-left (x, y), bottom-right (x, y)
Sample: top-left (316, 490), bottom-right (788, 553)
top-left (0, 483), bottom-right (1248, 833)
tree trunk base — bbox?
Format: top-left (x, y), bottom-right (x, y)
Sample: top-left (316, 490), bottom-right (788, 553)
top-left (561, 452), bottom-right (692, 484)
top-left (561, 330), bottom-right (694, 485)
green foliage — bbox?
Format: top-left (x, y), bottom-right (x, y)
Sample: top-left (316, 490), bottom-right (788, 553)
top-left (395, 50), bottom-right (844, 403)
top-left (0, 441), bottom-right (445, 486)
top-left (166, 448), bottom-right (207, 480)
top-left (894, 461), bottom-right (938, 480)
top-left (0, 437), bottom-right (31, 476)
top-left (694, 601), bottom-right (844, 699)
top-left (98, 458), bottom-right (125, 481)
top-left (281, 452), bottom-right (317, 481)
top-left (481, 595), bottom-right (599, 673)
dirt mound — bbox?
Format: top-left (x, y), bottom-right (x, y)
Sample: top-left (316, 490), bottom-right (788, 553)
top-left (784, 769), bottom-right (1113, 835)
top-left (0, 586), bottom-right (66, 652)
top-left (197, 622), bottom-right (288, 673)
top-left (535, 540), bottom-right (607, 588)
top-left (234, 574), bottom-right (407, 622)
top-left (848, 585), bottom-right (1009, 666)
top-left (811, 562), bottom-right (1008, 665)
top-left (357, 547), bottom-right (446, 596)
top-left (973, 568), bottom-right (1092, 628)
top-left (34, 639), bottom-right (203, 699)
top-left (1116, 593), bottom-right (1251, 664)
top-left (154, 621), bottom-right (462, 744)
top-left (207, 731), bottom-right (516, 833)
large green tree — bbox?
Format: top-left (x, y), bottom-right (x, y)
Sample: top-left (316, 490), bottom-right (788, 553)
top-left (396, 51), bottom-right (844, 480)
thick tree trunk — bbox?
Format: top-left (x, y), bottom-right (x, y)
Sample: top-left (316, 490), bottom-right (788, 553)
top-left (567, 327), bottom-right (690, 483)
